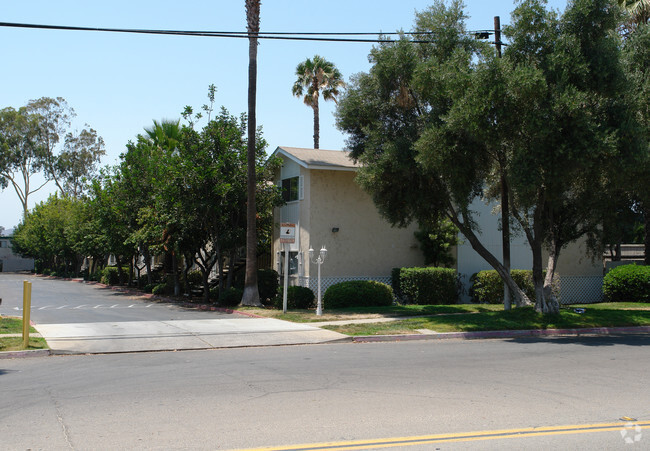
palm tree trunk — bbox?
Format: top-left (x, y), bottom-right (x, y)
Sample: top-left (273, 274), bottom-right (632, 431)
top-left (313, 101), bottom-right (320, 149)
top-left (241, 0), bottom-right (262, 306)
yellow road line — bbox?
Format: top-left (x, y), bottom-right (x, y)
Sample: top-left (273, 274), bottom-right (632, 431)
top-left (234, 420), bottom-right (650, 451)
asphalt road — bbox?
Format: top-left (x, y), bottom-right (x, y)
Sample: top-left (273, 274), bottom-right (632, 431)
top-left (0, 273), bottom-right (231, 323)
top-left (2, 335), bottom-right (649, 450)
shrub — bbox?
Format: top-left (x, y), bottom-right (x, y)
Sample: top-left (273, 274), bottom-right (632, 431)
top-left (184, 270), bottom-right (203, 289)
top-left (603, 264), bottom-right (650, 303)
top-left (274, 286), bottom-right (316, 309)
top-left (219, 287), bottom-right (244, 307)
top-left (143, 283), bottom-right (158, 294)
top-left (151, 283), bottom-right (170, 296)
top-left (470, 270), bottom-right (560, 304)
top-left (323, 280), bottom-right (393, 309)
top-left (398, 267), bottom-right (459, 305)
top-left (391, 268), bottom-right (404, 301)
top-left (100, 267), bottom-right (120, 285)
top-left (258, 269), bottom-right (280, 302)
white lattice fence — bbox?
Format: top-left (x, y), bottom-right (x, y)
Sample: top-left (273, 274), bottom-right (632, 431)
top-left (299, 276), bottom-right (392, 293)
top-left (558, 276), bottom-right (604, 305)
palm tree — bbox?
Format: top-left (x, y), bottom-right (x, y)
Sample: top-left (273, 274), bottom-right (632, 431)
top-left (618, 0), bottom-right (650, 27)
top-left (292, 56), bottom-right (345, 149)
top-left (241, 0), bottom-right (262, 306)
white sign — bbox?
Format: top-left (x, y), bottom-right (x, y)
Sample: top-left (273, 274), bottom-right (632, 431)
top-left (280, 223), bottom-right (296, 243)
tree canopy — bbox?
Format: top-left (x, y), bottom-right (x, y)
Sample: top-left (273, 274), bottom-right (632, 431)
top-left (336, 0), bottom-right (643, 314)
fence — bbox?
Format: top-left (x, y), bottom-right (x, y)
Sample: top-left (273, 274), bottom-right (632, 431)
top-left (557, 275), bottom-right (604, 305)
top-left (299, 276), bottom-right (392, 294)
top-left (298, 274), bottom-right (606, 305)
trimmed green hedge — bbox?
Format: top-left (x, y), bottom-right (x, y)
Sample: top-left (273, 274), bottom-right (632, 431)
top-left (100, 267), bottom-right (121, 285)
top-left (219, 287), bottom-right (244, 307)
top-left (258, 269), bottom-right (280, 303)
top-left (399, 267), bottom-right (459, 305)
top-left (470, 269), bottom-right (559, 304)
top-left (274, 286), bottom-right (315, 309)
top-left (603, 264), bottom-right (650, 303)
top-left (323, 280), bottom-right (393, 309)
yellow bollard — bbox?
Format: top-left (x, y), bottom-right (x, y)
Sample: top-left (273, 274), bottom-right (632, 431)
top-left (22, 280), bottom-right (32, 349)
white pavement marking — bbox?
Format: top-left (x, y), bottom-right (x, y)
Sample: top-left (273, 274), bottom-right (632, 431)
top-left (128, 304), bottom-right (136, 308)
top-left (38, 305), bottom-right (53, 310)
top-left (110, 305), bottom-right (119, 308)
top-left (56, 305), bottom-right (69, 309)
top-left (73, 305), bottom-right (87, 309)
top-left (146, 304), bottom-right (154, 308)
top-left (93, 305), bottom-right (104, 309)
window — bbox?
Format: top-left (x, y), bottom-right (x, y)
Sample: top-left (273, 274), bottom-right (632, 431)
top-left (282, 177), bottom-right (300, 202)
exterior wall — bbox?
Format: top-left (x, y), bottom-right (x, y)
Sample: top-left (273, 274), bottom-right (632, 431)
top-left (0, 238), bottom-right (35, 272)
top-left (456, 198), bottom-right (603, 302)
top-left (272, 156), bottom-right (424, 283)
top-left (305, 169), bottom-right (422, 278)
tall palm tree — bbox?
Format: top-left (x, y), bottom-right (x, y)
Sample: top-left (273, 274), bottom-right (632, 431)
top-left (241, 0), bottom-right (262, 306)
top-left (292, 56), bottom-right (345, 149)
top-left (618, 0), bottom-right (650, 27)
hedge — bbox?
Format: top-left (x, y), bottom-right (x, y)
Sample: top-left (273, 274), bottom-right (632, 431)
top-left (323, 280), bottom-right (393, 309)
top-left (274, 286), bottom-right (315, 309)
top-left (603, 264), bottom-right (650, 303)
top-left (470, 270), bottom-right (559, 304)
top-left (399, 267), bottom-right (459, 305)
top-left (258, 269), bottom-right (280, 303)
top-left (219, 287), bottom-right (244, 307)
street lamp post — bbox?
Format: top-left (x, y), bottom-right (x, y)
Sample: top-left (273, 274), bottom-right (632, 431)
top-left (308, 246), bottom-right (327, 316)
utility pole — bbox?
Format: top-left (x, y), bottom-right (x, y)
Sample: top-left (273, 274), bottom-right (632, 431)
top-left (494, 15), bottom-right (511, 310)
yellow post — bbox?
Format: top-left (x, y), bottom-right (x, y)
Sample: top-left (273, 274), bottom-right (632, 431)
top-left (22, 280), bottom-right (32, 348)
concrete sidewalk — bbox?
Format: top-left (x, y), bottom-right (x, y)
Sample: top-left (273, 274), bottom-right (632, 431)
top-left (34, 317), bottom-right (350, 354)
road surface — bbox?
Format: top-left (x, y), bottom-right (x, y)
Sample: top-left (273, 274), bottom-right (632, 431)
top-left (2, 335), bottom-right (649, 449)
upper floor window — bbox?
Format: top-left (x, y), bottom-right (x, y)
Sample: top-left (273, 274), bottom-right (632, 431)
top-left (282, 176), bottom-right (302, 202)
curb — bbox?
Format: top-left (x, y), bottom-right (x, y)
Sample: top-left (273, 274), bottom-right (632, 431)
top-left (0, 349), bottom-right (51, 359)
top-left (352, 326), bottom-right (650, 343)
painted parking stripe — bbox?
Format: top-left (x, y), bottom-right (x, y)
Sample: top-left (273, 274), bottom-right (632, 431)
top-left (235, 421), bottom-right (650, 451)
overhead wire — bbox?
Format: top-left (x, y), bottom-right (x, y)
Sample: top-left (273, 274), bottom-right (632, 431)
top-left (0, 21), bottom-right (496, 44)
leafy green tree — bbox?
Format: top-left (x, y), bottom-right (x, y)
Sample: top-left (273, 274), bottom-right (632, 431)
top-left (335, 1), bottom-right (534, 305)
top-left (414, 219), bottom-right (459, 267)
top-left (622, 24), bottom-right (650, 264)
top-left (337, 0), bottom-right (641, 314)
top-left (0, 106), bottom-right (48, 218)
top-left (292, 55), bottom-right (345, 149)
top-left (243, 0), bottom-right (262, 306)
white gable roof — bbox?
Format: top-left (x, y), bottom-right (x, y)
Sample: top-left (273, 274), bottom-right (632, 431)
top-left (271, 146), bottom-right (359, 171)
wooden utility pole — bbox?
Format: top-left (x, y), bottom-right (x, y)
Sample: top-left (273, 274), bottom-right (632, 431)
top-left (494, 15), bottom-right (511, 310)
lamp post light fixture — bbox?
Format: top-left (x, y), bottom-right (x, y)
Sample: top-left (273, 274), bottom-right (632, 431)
top-left (308, 246), bottom-right (327, 316)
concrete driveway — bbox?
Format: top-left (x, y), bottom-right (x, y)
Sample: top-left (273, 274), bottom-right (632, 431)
top-left (0, 274), bottom-right (346, 354)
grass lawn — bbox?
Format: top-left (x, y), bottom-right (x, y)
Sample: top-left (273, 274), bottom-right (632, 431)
top-left (237, 303), bottom-right (504, 322)
top-left (0, 316), bottom-right (49, 352)
top-left (239, 303), bottom-right (650, 336)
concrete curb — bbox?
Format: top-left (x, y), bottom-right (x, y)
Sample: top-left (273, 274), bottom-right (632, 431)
top-left (352, 326), bottom-right (650, 343)
top-left (0, 349), bottom-right (51, 359)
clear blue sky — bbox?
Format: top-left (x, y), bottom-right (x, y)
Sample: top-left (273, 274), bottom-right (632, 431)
top-left (0, 0), bottom-right (568, 230)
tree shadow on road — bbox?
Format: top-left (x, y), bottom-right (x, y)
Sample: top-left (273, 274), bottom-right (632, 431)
top-left (504, 334), bottom-right (650, 347)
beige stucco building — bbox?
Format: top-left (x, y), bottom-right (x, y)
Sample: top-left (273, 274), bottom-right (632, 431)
top-left (271, 147), bottom-right (424, 290)
top-left (271, 146), bottom-right (604, 303)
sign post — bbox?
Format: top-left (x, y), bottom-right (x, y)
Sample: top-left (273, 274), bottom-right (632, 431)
top-left (279, 223), bottom-right (296, 314)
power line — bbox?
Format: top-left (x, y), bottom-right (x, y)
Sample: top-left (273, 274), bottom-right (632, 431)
top-left (0, 21), bottom-right (495, 44)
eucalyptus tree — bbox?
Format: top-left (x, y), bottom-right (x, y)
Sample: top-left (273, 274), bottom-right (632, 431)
top-left (0, 106), bottom-right (47, 218)
top-left (292, 55), bottom-right (345, 149)
top-left (242, 0), bottom-right (262, 306)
